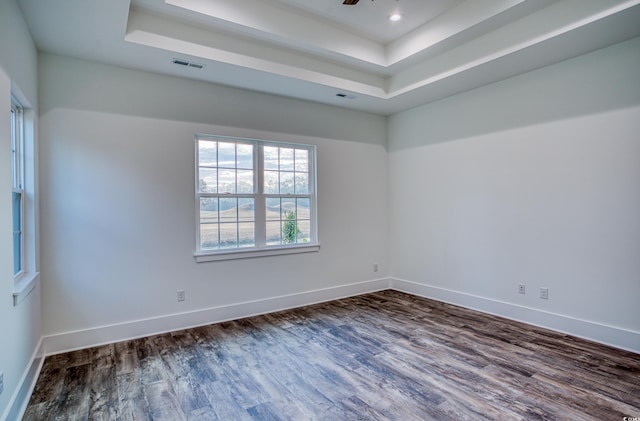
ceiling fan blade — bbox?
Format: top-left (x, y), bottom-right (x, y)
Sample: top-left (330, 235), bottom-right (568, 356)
top-left (343, 0), bottom-right (360, 4)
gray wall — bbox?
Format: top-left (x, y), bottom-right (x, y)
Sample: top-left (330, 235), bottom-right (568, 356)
top-left (0, 0), bottom-right (40, 419)
top-left (38, 53), bottom-right (389, 337)
top-left (388, 37), bottom-right (640, 347)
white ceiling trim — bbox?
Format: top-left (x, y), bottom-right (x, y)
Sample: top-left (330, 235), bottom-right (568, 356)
top-left (126, 0), bottom-right (640, 102)
top-left (165, 0), bottom-right (531, 68)
top-left (387, 0), bottom-right (526, 66)
top-left (125, 8), bottom-right (388, 98)
top-left (166, 0), bottom-right (388, 66)
top-left (389, 0), bottom-right (640, 97)
top-left (17, 0), bottom-right (640, 114)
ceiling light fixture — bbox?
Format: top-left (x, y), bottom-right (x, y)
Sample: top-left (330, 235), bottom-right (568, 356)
top-left (389, 12), bottom-right (402, 22)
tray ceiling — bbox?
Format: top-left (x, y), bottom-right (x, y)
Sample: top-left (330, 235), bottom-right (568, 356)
top-left (18, 0), bottom-right (640, 115)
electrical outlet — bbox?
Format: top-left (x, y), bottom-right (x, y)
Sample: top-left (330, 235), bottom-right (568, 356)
top-left (540, 287), bottom-right (549, 300)
top-left (373, 263), bottom-right (379, 273)
top-left (518, 284), bottom-right (526, 295)
top-left (177, 290), bottom-right (185, 302)
top-left (0, 371), bottom-right (4, 395)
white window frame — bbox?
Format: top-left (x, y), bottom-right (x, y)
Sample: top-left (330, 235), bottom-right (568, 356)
top-left (10, 93), bottom-right (39, 306)
top-left (11, 99), bottom-right (24, 278)
top-left (194, 134), bottom-right (319, 262)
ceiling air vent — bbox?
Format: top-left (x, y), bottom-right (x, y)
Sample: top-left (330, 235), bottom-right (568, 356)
top-left (173, 59), bottom-right (204, 69)
top-left (336, 93), bottom-right (357, 99)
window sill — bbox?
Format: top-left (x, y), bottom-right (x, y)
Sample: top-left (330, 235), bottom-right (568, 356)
top-left (194, 244), bottom-right (320, 262)
top-left (13, 271), bottom-right (40, 306)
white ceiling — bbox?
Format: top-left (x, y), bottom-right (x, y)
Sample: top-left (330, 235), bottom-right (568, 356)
top-left (267, 0), bottom-right (465, 44)
top-left (17, 0), bottom-right (640, 115)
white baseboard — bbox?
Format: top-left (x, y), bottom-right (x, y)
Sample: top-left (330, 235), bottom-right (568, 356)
top-left (42, 276), bottom-right (640, 356)
top-left (1, 338), bottom-right (45, 421)
top-left (43, 277), bottom-right (391, 356)
top-left (390, 277), bottom-right (640, 354)
top-left (14, 276), bottom-right (638, 420)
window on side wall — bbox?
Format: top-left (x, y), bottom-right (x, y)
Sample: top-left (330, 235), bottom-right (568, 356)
top-left (11, 93), bottom-right (39, 306)
top-left (195, 135), bottom-right (319, 262)
top-left (11, 99), bottom-right (24, 277)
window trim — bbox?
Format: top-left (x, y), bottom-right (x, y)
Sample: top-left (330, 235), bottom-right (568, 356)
top-left (194, 134), bottom-right (319, 261)
top-left (10, 93), bottom-right (40, 306)
top-left (11, 99), bottom-right (25, 278)
top-left (194, 243), bottom-right (320, 262)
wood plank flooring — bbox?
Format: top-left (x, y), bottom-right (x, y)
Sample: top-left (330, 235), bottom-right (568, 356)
top-left (23, 290), bottom-right (640, 420)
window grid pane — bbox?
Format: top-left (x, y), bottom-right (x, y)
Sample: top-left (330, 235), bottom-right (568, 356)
top-left (12, 191), bottom-right (22, 275)
top-left (266, 221), bottom-right (282, 246)
top-left (237, 144), bottom-right (253, 169)
top-left (264, 170), bottom-right (279, 194)
top-left (198, 140), bottom-right (217, 167)
top-left (199, 168), bottom-right (217, 193)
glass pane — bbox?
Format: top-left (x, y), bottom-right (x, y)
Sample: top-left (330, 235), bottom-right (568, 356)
top-left (294, 172), bottom-right (308, 194)
top-left (219, 198), bottom-right (237, 222)
top-left (237, 144), bottom-right (253, 170)
top-left (198, 168), bottom-right (217, 193)
top-left (295, 149), bottom-right (309, 172)
top-left (12, 191), bottom-right (21, 231)
top-left (219, 223), bottom-right (238, 249)
top-left (218, 142), bottom-right (236, 168)
top-left (237, 170), bottom-right (254, 194)
top-left (297, 220), bottom-right (311, 243)
top-left (199, 140), bottom-right (217, 167)
top-left (266, 198), bottom-right (280, 220)
top-left (280, 197), bottom-right (295, 220)
top-left (218, 169), bottom-right (236, 194)
top-left (281, 208), bottom-right (299, 244)
top-left (12, 191), bottom-right (22, 275)
top-left (264, 170), bottom-right (279, 194)
top-left (238, 198), bottom-right (254, 222)
top-left (238, 223), bottom-right (255, 248)
top-left (266, 221), bottom-right (281, 246)
top-left (264, 146), bottom-right (279, 170)
top-left (296, 198), bottom-right (311, 219)
top-left (200, 197), bottom-right (218, 224)
top-left (280, 148), bottom-right (294, 171)
top-left (13, 231), bottom-right (21, 274)
top-left (280, 172), bottom-right (294, 195)
top-left (200, 223), bottom-right (219, 250)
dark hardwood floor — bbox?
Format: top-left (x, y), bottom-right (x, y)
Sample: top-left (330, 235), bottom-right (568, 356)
top-left (24, 290), bottom-right (640, 420)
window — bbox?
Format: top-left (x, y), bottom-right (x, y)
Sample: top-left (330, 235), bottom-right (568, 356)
top-left (11, 99), bottom-right (24, 276)
top-left (10, 93), bottom-right (38, 306)
top-left (195, 135), bottom-right (318, 261)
